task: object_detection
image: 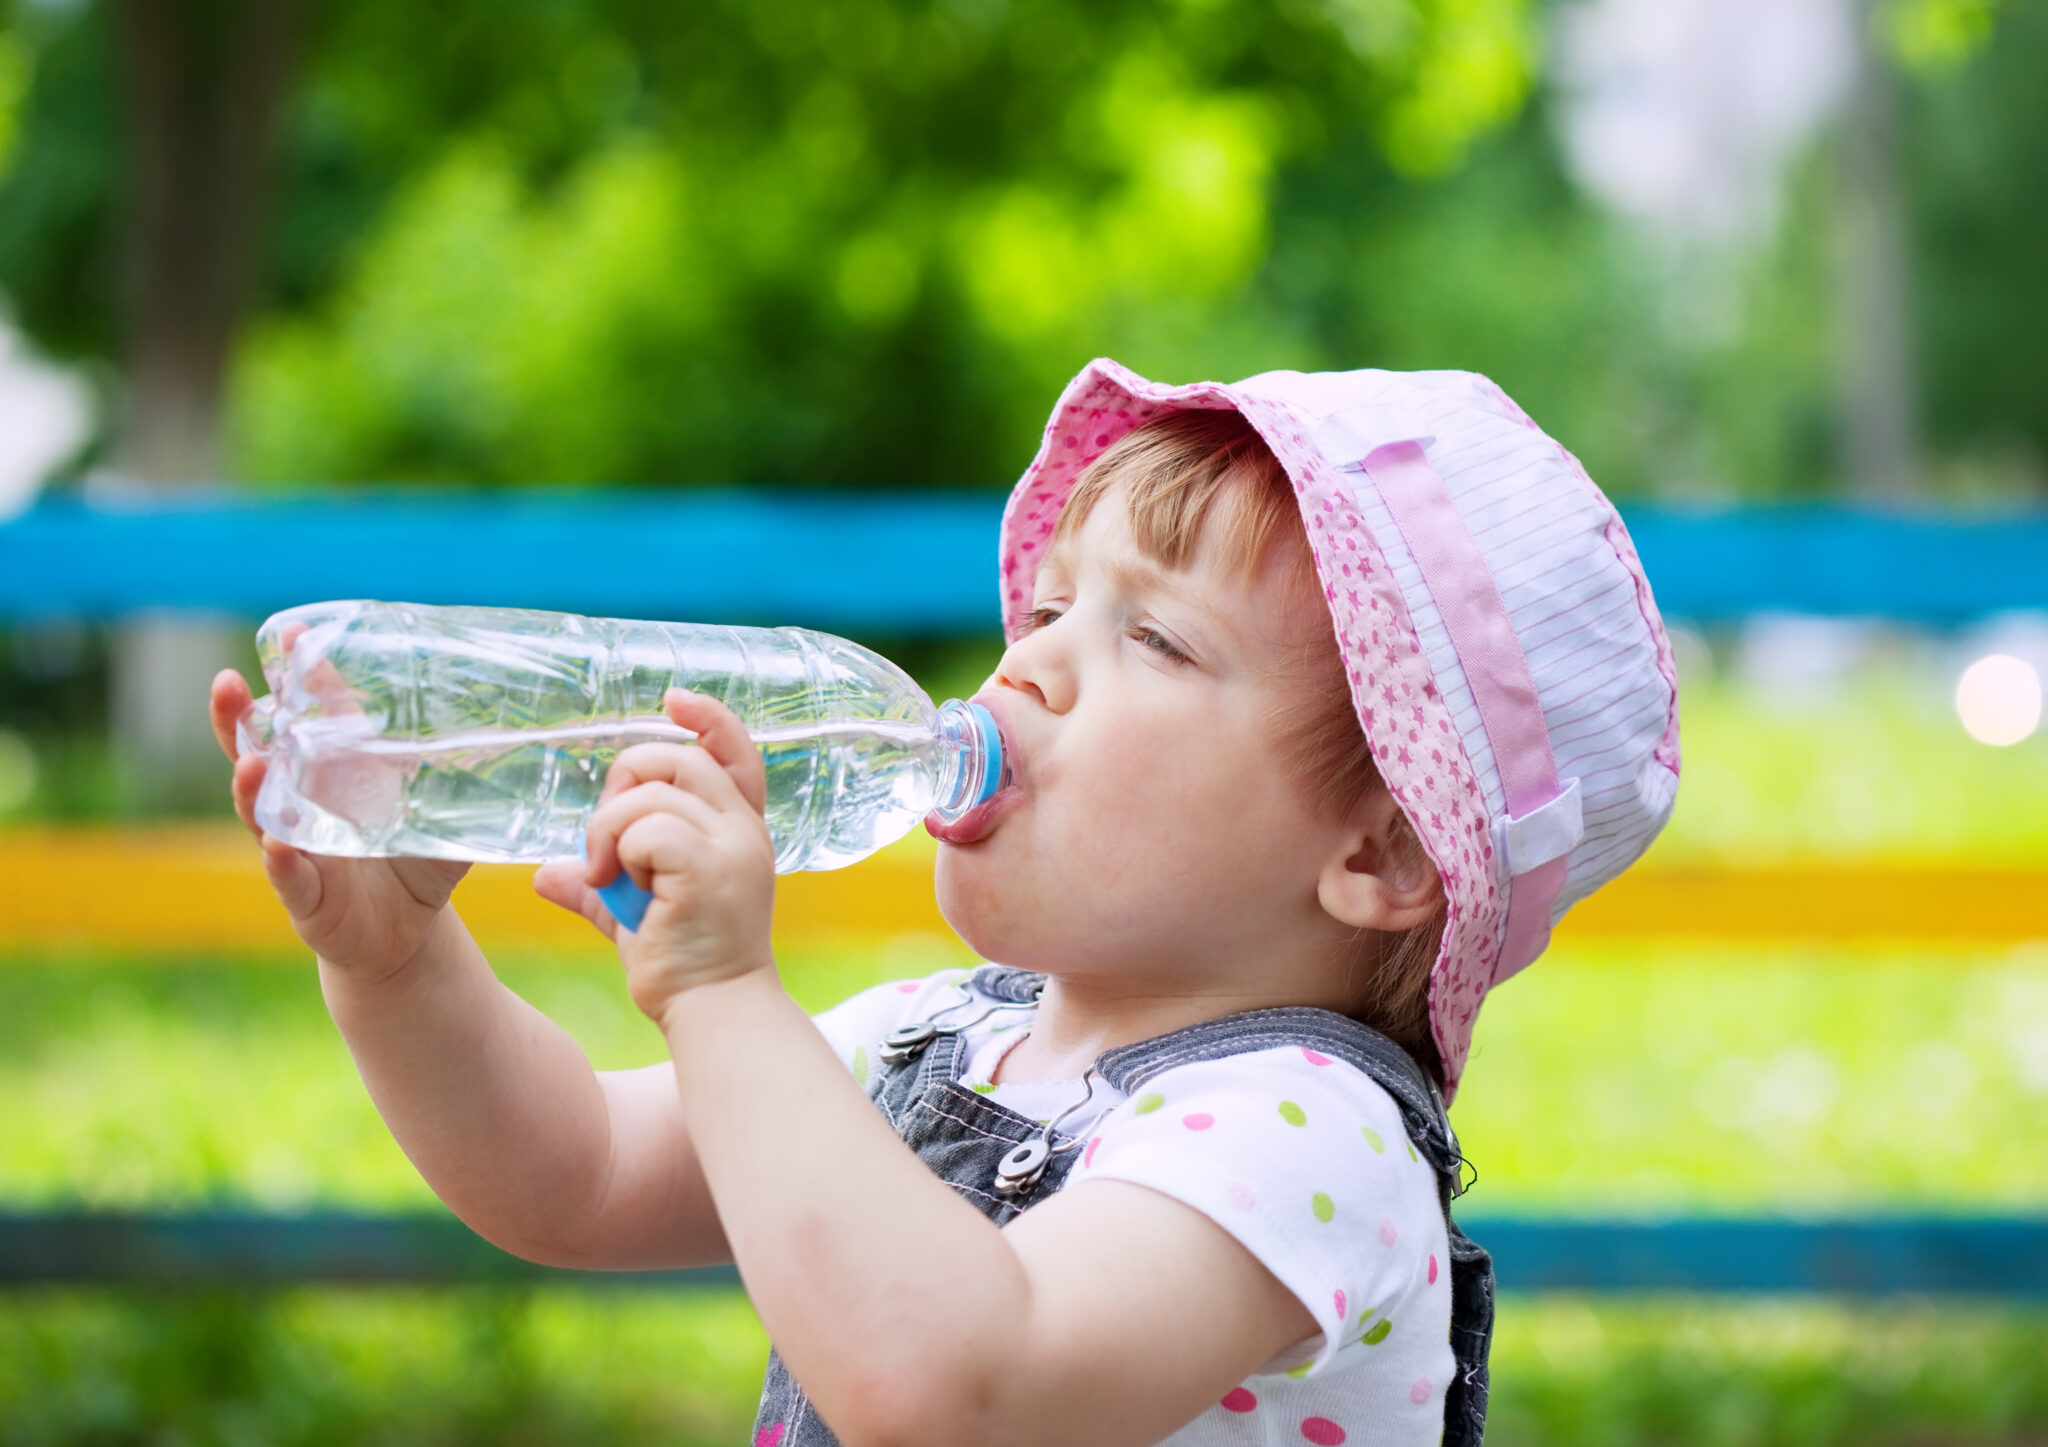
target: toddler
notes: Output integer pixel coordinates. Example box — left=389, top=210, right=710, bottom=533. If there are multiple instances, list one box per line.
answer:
left=209, top=359, right=1680, bottom=1447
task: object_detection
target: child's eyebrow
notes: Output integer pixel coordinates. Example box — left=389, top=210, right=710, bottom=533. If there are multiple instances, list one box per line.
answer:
left=1038, top=540, right=1230, bottom=632
left=1100, top=554, right=1230, bottom=631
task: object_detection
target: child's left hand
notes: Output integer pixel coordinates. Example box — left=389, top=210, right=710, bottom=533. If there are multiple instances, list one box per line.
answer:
left=572, top=688, right=777, bottom=1026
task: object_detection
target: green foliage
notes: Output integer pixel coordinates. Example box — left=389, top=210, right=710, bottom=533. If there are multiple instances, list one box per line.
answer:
left=1457, top=942, right=2048, bottom=1211
left=5, top=0, right=2044, bottom=498
left=1488, top=1298, right=2048, bottom=1447
left=1652, top=665, right=2048, bottom=867
left=0, top=29, right=26, bottom=176
left=1882, top=0, right=2001, bottom=73
left=0, top=1287, right=768, bottom=1445
left=0, top=936, right=981, bottom=1209
left=5, top=936, right=2044, bottom=1211
left=1907, top=0, right=2048, bottom=477
left=0, top=1289, right=2044, bottom=1446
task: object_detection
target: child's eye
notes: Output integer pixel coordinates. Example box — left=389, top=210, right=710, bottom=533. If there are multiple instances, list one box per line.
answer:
left=1018, top=605, right=1064, bottom=633
left=1134, top=628, right=1192, bottom=665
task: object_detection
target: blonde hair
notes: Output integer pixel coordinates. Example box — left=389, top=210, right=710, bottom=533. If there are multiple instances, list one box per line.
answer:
left=1052, top=409, right=1447, bottom=1084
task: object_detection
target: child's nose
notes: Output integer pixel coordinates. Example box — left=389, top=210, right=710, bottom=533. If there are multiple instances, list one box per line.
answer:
left=994, top=628, right=1075, bottom=715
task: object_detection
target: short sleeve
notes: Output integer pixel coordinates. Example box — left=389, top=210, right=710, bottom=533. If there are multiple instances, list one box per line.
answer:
left=1067, top=1046, right=1453, bottom=1379
left=808, top=968, right=973, bottom=1089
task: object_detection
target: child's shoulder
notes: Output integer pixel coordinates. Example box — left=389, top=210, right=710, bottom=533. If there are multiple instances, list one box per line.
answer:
left=1075, top=1042, right=1454, bottom=1388
left=1092, top=1043, right=1428, bottom=1169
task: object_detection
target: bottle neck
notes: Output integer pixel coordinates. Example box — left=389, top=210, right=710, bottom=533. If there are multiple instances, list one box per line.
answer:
left=929, top=699, right=1006, bottom=824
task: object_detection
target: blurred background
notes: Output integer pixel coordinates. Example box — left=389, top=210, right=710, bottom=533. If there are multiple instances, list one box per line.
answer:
left=0, top=0, right=2044, bottom=1442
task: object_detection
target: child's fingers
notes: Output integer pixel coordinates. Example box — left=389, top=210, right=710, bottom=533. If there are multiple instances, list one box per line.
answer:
left=583, top=781, right=721, bottom=888
left=532, top=859, right=619, bottom=941
left=613, top=810, right=703, bottom=896
left=232, top=752, right=268, bottom=837
left=662, top=690, right=768, bottom=816
left=602, top=737, right=748, bottom=813
left=209, top=669, right=252, bottom=760
left=301, top=656, right=365, bottom=716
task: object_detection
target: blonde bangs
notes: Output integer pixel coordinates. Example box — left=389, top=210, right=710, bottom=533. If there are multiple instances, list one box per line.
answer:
left=1054, top=410, right=1307, bottom=588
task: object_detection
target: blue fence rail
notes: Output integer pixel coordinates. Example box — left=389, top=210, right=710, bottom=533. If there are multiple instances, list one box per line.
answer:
left=4, top=1212, right=2044, bottom=1296
left=3, top=492, right=2045, bottom=629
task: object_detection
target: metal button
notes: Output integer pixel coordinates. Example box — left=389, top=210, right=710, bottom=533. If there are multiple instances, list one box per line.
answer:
left=993, top=1139, right=1050, bottom=1197
left=879, top=1023, right=938, bottom=1067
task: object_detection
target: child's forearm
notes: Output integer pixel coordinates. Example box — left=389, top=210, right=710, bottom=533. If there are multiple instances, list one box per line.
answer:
left=660, top=968, right=1031, bottom=1441
left=319, top=904, right=724, bottom=1267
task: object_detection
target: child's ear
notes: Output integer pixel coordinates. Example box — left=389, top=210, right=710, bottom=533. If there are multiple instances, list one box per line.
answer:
left=1316, top=787, right=1444, bottom=933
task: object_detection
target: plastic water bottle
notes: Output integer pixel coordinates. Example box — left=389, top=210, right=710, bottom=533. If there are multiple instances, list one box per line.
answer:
left=235, top=600, right=1006, bottom=926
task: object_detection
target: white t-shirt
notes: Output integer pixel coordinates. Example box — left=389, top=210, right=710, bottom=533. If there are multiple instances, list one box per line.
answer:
left=811, top=968, right=1456, bottom=1447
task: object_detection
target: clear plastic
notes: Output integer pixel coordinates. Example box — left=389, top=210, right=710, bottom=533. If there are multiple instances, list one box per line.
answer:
left=236, top=600, right=1003, bottom=873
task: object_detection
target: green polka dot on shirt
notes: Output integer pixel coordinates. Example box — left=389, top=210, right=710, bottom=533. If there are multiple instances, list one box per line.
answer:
left=1134, top=1091, right=1165, bottom=1115
left=1279, top=1100, right=1307, bottom=1127
left=1311, top=1192, right=1336, bottom=1223
left=1361, top=1126, right=1384, bottom=1154
left=1363, top=1319, right=1392, bottom=1345
left=851, top=1046, right=867, bottom=1085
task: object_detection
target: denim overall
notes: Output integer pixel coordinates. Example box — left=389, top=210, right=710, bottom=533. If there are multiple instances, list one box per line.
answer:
left=753, top=965, right=1495, bottom=1446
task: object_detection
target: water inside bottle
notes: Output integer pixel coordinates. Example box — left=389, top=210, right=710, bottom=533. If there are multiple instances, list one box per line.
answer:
left=260, top=712, right=948, bottom=871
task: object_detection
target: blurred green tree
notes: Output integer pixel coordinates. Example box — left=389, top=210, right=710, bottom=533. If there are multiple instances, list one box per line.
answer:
left=0, top=0, right=1536, bottom=490
left=0, top=0, right=2039, bottom=506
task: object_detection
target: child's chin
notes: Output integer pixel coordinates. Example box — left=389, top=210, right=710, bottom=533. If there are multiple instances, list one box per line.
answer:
left=932, top=847, right=1029, bottom=962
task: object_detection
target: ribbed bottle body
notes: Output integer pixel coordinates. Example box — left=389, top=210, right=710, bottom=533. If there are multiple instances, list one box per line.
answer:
left=241, top=601, right=956, bottom=873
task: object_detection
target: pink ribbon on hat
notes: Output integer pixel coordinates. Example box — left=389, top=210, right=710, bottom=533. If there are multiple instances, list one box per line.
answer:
left=1358, top=440, right=1580, bottom=987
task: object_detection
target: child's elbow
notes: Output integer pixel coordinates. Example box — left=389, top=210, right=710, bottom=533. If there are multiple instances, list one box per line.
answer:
left=820, top=1372, right=1009, bottom=1447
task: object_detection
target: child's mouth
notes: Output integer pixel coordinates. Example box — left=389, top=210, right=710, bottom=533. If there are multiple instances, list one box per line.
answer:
left=925, top=784, right=1019, bottom=846
left=926, top=691, right=1019, bottom=845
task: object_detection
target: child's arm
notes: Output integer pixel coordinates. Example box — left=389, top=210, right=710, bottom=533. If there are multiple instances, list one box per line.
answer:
left=671, top=971, right=1319, bottom=1447
left=209, top=669, right=729, bottom=1271
left=590, top=693, right=1321, bottom=1446
left=317, top=905, right=731, bottom=1270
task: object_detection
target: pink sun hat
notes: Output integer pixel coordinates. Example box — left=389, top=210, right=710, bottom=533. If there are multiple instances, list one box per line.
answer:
left=997, top=359, right=1682, bottom=1099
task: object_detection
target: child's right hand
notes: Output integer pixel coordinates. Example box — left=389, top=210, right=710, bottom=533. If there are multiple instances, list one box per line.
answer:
left=208, top=664, right=469, bottom=982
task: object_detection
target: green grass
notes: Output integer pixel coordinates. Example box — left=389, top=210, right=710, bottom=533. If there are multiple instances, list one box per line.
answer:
left=0, top=1287, right=769, bottom=1446
left=4, top=940, right=2044, bottom=1211
left=5, top=938, right=2046, bottom=1443
left=1650, top=670, right=2048, bottom=867
left=0, top=1288, right=2043, bottom=1446
left=0, top=935, right=979, bottom=1211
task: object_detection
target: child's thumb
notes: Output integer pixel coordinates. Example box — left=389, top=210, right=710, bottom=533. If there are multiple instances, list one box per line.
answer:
left=259, top=834, right=323, bottom=919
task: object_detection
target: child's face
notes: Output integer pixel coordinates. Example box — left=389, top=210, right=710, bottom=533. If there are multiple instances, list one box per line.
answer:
left=934, top=484, right=1352, bottom=985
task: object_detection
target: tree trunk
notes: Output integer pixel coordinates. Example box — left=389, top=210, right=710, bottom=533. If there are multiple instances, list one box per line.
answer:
left=1835, top=0, right=1919, bottom=503
left=106, top=0, right=298, bottom=813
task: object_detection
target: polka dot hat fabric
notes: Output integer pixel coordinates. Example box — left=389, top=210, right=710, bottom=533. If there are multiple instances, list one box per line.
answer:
left=997, top=359, right=1682, bottom=1098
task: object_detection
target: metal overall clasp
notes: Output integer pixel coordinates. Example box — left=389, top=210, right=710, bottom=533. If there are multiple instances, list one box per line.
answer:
left=878, top=979, right=1043, bottom=1068
left=993, top=1067, right=1100, bottom=1200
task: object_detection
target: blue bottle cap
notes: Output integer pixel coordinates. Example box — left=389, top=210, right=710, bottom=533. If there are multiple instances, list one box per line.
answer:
left=966, top=702, right=1005, bottom=807
left=580, top=838, right=653, bottom=932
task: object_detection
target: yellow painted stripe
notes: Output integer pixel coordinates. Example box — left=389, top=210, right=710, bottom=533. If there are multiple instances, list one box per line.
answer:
left=0, top=826, right=2042, bottom=956
left=0, top=825, right=953, bottom=958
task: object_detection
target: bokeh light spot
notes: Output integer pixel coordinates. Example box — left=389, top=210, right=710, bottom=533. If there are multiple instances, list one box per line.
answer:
left=1954, top=654, right=2042, bottom=747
